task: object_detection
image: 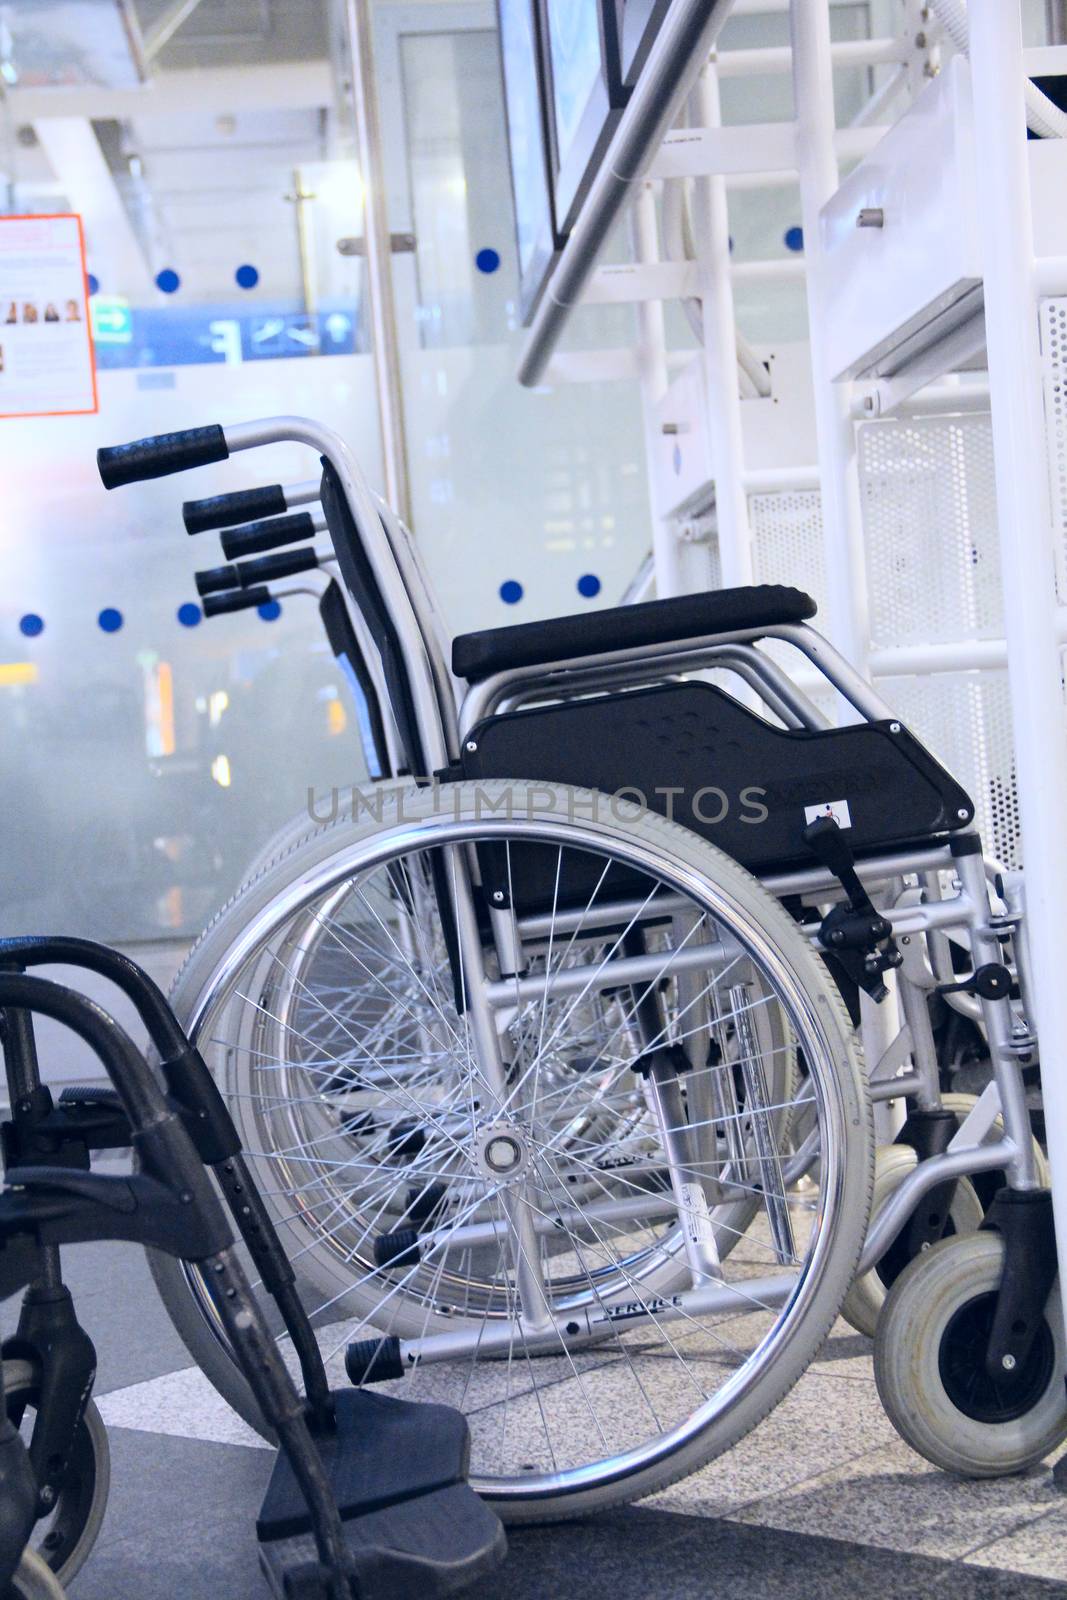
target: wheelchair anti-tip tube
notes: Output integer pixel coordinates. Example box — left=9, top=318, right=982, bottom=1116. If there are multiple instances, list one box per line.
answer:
left=201, top=584, right=273, bottom=617
left=97, top=425, right=229, bottom=489
left=220, top=510, right=319, bottom=560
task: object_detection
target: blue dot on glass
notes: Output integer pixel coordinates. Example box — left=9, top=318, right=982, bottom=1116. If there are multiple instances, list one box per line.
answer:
left=19, top=613, right=44, bottom=638
left=177, top=602, right=202, bottom=628
left=577, top=574, right=601, bottom=599
left=155, top=268, right=181, bottom=294
left=784, top=226, right=804, bottom=253
left=258, top=600, right=281, bottom=622
left=499, top=580, right=523, bottom=605
left=98, top=607, right=124, bottom=633
left=235, top=263, right=259, bottom=290
left=86, top=273, right=99, bottom=296
left=475, top=248, right=501, bottom=275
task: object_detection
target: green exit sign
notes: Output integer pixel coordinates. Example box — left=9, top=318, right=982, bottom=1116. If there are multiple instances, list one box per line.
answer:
left=91, top=296, right=133, bottom=344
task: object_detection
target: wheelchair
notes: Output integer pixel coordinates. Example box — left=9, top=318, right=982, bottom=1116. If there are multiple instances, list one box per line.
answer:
left=93, top=416, right=1064, bottom=1514
left=0, top=940, right=506, bottom=1597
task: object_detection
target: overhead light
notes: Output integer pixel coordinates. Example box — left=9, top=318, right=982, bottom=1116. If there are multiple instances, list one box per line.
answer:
left=0, top=59, right=18, bottom=85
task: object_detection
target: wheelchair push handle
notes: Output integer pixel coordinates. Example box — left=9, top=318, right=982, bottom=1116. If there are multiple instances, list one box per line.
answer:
left=97, top=425, right=229, bottom=489
left=202, top=585, right=273, bottom=617
left=183, top=482, right=287, bottom=534
left=221, top=511, right=317, bottom=560
left=196, top=548, right=317, bottom=598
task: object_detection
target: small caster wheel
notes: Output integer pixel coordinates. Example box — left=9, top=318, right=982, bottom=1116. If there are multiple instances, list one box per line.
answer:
left=842, top=1144, right=984, bottom=1338
left=11, top=1549, right=67, bottom=1600
left=874, top=1231, right=1067, bottom=1476
left=4, top=1360, right=110, bottom=1585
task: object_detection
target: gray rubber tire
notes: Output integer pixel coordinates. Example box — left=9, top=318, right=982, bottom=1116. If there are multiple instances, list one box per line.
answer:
left=11, top=1550, right=67, bottom=1600
left=874, top=1230, right=1067, bottom=1477
left=842, top=1146, right=984, bottom=1339
left=148, top=781, right=873, bottom=1519
left=3, top=1360, right=110, bottom=1586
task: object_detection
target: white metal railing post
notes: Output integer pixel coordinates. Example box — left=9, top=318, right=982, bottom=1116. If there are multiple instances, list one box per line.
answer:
left=342, top=0, right=413, bottom=528
left=630, top=182, right=686, bottom=598
left=690, top=59, right=755, bottom=589
left=791, top=0, right=900, bottom=1126
left=969, top=0, right=1067, bottom=1317
left=790, top=0, right=870, bottom=674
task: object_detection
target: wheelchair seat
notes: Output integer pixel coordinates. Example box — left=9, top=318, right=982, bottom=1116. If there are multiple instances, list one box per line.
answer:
left=451, top=583, right=817, bottom=682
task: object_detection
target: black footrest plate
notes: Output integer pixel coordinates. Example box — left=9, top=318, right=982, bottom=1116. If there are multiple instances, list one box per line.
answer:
left=258, top=1390, right=471, bottom=1541
left=259, top=1482, right=506, bottom=1600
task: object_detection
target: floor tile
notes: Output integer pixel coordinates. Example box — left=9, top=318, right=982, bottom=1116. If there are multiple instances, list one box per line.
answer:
left=729, top=1434, right=1065, bottom=1563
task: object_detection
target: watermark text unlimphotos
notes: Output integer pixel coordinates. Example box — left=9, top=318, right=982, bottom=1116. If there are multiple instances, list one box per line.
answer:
left=307, top=781, right=769, bottom=828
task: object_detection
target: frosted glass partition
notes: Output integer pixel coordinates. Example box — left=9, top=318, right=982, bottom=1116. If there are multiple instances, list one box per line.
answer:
left=0, top=2, right=657, bottom=948
left=403, top=344, right=649, bottom=630
left=1, top=357, right=383, bottom=941
left=390, top=19, right=652, bottom=631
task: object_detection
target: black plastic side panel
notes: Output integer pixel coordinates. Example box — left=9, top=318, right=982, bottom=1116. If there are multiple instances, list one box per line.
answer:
left=461, top=681, right=973, bottom=910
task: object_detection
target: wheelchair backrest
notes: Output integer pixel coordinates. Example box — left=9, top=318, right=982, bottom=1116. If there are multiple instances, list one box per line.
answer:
left=319, top=460, right=456, bottom=776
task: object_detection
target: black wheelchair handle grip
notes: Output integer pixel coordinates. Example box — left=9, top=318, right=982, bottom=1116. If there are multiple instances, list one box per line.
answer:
left=183, top=483, right=287, bottom=534
left=202, top=585, right=272, bottom=617
left=195, top=564, right=238, bottom=597
left=221, top=512, right=316, bottom=561
left=234, top=548, right=319, bottom=585
left=97, top=425, right=228, bottom=490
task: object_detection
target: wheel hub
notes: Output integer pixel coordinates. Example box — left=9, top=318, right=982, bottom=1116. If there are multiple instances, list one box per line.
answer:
left=938, top=1290, right=1055, bottom=1424
left=474, top=1121, right=529, bottom=1183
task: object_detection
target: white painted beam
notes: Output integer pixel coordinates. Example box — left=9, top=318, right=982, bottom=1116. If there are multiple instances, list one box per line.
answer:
left=33, top=118, right=153, bottom=298
left=7, top=61, right=333, bottom=122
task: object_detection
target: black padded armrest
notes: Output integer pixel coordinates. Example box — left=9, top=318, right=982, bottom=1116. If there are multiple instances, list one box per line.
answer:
left=452, top=585, right=818, bottom=682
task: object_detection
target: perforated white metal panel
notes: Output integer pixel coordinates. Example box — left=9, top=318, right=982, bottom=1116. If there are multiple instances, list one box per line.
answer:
left=747, top=489, right=835, bottom=724
left=749, top=489, right=828, bottom=613
left=747, top=421, right=1022, bottom=867
left=878, top=670, right=1021, bottom=869
left=858, top=414, right=1002, bottom=648
left=855, top=413, right=1021, bottom=867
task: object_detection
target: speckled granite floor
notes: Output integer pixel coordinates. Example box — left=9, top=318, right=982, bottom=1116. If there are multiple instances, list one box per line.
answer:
left=13, top=1235, right=1060, bottom=1600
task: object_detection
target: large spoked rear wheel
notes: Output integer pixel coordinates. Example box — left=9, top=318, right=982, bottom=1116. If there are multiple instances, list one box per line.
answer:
left=151, top=782, right=872, bottom=1520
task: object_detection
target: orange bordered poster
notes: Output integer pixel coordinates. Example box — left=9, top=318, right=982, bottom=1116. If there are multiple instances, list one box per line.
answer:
left=0, top=213, right=98, bottom=419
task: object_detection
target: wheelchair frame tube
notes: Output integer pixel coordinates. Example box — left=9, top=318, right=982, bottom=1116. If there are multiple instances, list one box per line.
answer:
left=459, top=620, right=895, bottom=738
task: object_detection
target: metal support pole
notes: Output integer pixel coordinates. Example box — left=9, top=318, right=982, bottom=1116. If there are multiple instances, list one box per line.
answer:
left=342, top=0, right=413, bottom=527
left=690, top=60, right=755, bottom=589
left=790, top=0, right=871, bottom=674
left=969, top=0, right=1067, bottom=1335
left=1048, top=0, right=1067, bottom=46
left=630, top=183, right=685, bottom=597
